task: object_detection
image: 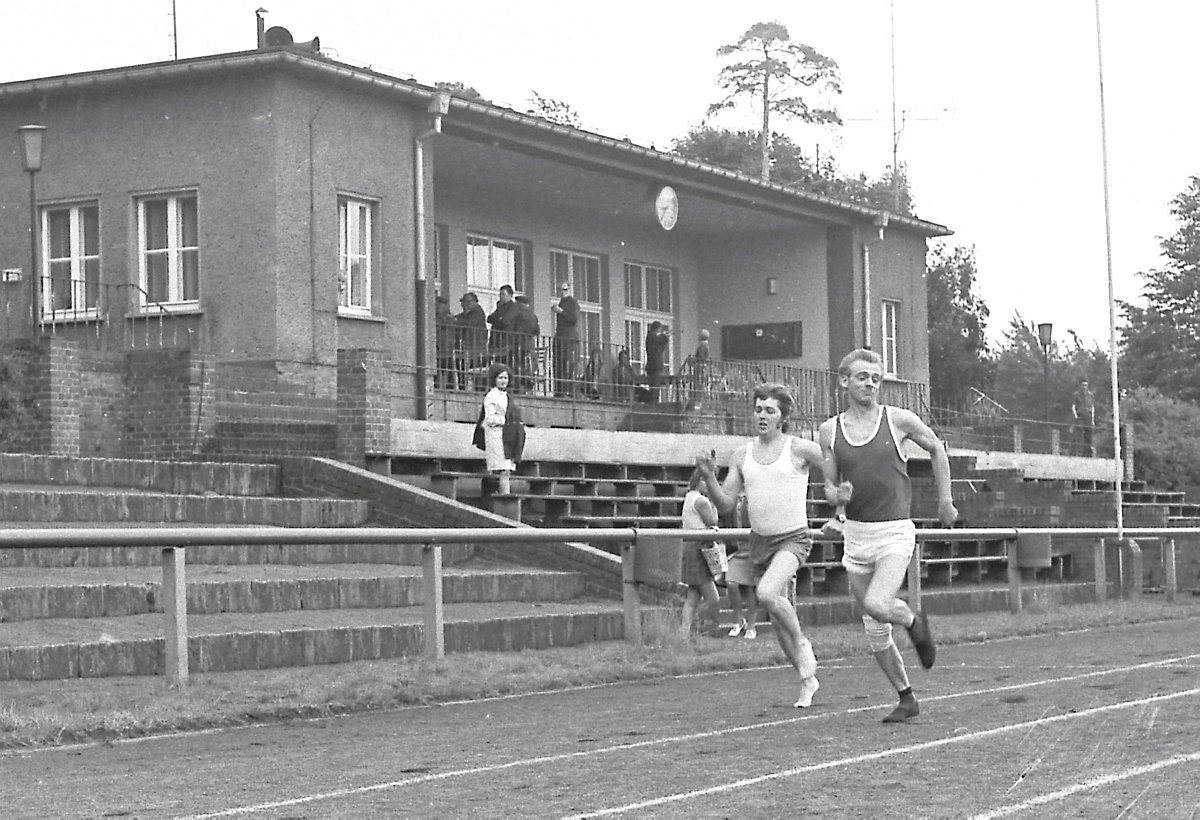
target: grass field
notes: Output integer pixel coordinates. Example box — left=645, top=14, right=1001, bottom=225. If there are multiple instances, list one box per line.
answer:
left=3, top=597, right=1200, bottom=751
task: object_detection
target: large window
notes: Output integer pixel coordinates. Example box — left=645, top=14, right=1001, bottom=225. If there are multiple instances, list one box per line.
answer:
left=339, top=196, right=377, bottom=314
left=881, top=299, right=900, bottom=376
left=467, top=234, right=527, bottom=305
left=42, top=202, right=99, bottom=316
left=551, top=249, right=603, bottom=350
left=623, top=262, right=673, bottom=369
left=137, top=192, right=199, bottom=307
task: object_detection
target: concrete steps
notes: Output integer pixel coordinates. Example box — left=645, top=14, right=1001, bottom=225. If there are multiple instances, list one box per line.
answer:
left=0, top=562, right=587, bottom=620
left=0, top=600, right=630, bottom=680
left=0, top=454, right=632, bottom=681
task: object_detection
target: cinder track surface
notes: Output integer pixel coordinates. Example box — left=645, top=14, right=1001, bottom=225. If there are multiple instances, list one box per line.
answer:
left=4, top=618, right=1199, bottom=818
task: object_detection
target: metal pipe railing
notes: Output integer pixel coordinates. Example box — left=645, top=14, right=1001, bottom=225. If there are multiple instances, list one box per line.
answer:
left=0, top=525, right=1190, bottom=687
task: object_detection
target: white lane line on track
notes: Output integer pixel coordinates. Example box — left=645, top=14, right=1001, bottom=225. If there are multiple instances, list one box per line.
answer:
left=14, top=616, right=1199, bottom=758
left=971, top=750, right=1200, bottom=819
left=181, top=654, right=1200, bottom=819
left=565, top=687, right=1200, bottom=819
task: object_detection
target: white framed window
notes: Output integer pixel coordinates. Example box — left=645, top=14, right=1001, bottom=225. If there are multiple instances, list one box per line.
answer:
left=42, top=201, right=99, bottom=317
left=881, top=299, right=900, bottom=376
left=467, top=234, right=527, bottom=306
left=137, top=192, right=199, bottom=308
left=623, top=262, right=673, bottom=369
left=339, top=196, right=377, bottom=314
left=552, top=248, right=603, bottom=350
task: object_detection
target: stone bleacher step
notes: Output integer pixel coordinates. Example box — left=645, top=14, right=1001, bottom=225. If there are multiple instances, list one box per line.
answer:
left=0, top=454, right=281, bottom=497
left=0, top=485, right=368, bottom=527
left=0, top=600, right=632, bottom=680
left=0, top=537, right=477, bottom=569
left=0, top=562, right=586, bottom=621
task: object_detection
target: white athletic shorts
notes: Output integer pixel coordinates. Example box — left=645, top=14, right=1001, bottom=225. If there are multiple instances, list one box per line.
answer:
left=841, top=519, right=916, bottom=573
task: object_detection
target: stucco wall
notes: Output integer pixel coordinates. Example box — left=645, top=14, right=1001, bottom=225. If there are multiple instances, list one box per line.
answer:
left=696, top=227, right=830, bottom=371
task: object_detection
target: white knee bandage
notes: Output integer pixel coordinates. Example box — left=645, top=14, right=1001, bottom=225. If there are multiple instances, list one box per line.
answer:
left=862, top=615, right=895, bottom=653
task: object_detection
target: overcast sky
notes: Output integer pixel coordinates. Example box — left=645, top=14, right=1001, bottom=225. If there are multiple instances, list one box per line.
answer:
left=4, top=1, right=1195, bottom=348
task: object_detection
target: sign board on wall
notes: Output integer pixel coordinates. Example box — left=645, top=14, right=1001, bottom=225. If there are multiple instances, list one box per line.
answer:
left=721, top=321, right=803, bottom=360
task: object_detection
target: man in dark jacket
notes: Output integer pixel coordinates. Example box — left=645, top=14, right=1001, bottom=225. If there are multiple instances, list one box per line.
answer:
left=551, top=281, right=581, bottom=396
left=644, top=321, right=670, bottom=402
left=487, top=285, right=520, bottom=369
left=512, top=294, right=541, bottom=392
left=454, top=292, right=488, bottom=390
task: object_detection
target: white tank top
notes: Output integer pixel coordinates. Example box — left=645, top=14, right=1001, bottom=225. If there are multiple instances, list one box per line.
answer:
left=743, top=435, right=809, bottom=536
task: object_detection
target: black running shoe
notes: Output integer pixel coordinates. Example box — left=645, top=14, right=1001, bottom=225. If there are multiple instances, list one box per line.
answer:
left=882, top=697, right=920, bottom=723
left=907, top=610, right=936, bottom=669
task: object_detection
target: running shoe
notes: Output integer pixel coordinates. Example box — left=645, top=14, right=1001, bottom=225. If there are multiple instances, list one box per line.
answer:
left=882, top=697, right=920, bottom=723
left=743, top=626, right=757, bottom=640
left=907, top=610, right=936, bottom=669
left=728, top=619, right=747, bottom=638
left=794, top=676, right=820, bottom=708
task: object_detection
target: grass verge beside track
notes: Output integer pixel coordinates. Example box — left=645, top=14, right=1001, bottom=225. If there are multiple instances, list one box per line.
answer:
left=3, top=598, right=1200, bottom=750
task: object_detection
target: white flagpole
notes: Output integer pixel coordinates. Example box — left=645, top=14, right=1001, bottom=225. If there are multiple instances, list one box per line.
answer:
left=1094, top=0, right=1124, bottom=536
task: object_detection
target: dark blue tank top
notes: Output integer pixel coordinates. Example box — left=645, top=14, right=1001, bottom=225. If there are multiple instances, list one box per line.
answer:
left=833, top=406, right=912, bottom=523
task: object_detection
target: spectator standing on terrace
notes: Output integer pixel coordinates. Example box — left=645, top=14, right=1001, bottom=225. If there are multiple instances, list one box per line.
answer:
left=1072, top=379, right=1097, bottom=455
left=511, top=294, right=540, bottom=392
left=434, top=287, right=455, bottom=389
left=818, top=348, right=957, bottom=724
left=696, top=383, right=823, bottom=708
left=679, top=468, right=722, bottom=637
left=690, top=329, right=712, bottom=397
left=454, top=292, right=488, bottom=390
left=487, top=285, right=519, bottom=368
left=644, top=321, right=670, bottom=402
left=551, top=281, right=580, bottom=396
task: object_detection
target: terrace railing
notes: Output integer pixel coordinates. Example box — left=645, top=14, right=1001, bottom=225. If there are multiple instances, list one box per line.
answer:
left=0, top=277, right=203, bottom=351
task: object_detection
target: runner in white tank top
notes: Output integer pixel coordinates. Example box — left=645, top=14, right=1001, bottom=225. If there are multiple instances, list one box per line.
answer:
left=696, top=383, right=825, bottom=709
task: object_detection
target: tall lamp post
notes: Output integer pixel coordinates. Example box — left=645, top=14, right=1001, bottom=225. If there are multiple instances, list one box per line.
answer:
left=1037, top=322, right=1053, bottom=424
left=18, top=125, right=46, bottom=338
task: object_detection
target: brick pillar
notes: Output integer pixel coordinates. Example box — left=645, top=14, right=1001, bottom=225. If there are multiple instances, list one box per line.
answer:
left=124, top=348, right=215, bottom=459
left=1, top=337, right=82, bottom=455
left=337, top=348, right=390, bottom=466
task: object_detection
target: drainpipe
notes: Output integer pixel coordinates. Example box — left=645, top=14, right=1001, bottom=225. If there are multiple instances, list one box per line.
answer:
left=862, top=212, right=889, bottom=349
left=414, top=92, right=451, bottom=420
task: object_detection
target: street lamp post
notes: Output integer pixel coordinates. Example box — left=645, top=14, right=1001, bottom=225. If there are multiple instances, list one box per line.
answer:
left=1037, top=322, right=1053, bottom=424
left=18, top=125, right=46, bottom=338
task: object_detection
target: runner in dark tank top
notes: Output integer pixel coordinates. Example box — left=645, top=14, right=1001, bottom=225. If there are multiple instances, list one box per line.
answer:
left=820, top=349, right=957, bottom=723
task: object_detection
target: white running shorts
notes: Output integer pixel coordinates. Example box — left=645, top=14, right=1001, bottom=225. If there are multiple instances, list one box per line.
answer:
left=841, top=518, right=916, bottom=573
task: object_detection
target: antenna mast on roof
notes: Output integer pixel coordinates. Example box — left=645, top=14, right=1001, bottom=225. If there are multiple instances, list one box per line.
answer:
left=171, top=0, right=179, bottom=60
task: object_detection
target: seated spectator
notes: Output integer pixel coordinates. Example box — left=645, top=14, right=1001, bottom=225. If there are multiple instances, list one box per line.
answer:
left=613, top=348, right=636, bottom=401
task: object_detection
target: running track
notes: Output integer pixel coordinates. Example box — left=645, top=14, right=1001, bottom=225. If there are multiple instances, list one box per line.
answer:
left=4, top=618, right=1199, bottom=818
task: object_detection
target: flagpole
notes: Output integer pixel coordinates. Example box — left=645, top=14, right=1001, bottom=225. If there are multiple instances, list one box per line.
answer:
left=1094, top=0, right=1123, bottom=536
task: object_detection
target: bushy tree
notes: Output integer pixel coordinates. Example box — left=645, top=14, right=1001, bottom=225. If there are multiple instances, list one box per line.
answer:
left=1120, top=175, right=1200, bottom=401
left=671, top=126, right=912, bottom=214
left=1122, top=387, right=1200, bottom=489
left=926, top=244, right=993, bottom=409
left=990, top=314, right=1112, bottom=424
left=526, top=91, right=583, bottom=128
left=708, top=21, right=842, bottom=181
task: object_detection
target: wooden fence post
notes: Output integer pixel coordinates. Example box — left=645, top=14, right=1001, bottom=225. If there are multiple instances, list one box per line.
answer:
left=162, top=547, right=189, bottom=687
left=422, top=544, right=445, bottom=659
left=1093, top=539, right=1107, bottom=603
